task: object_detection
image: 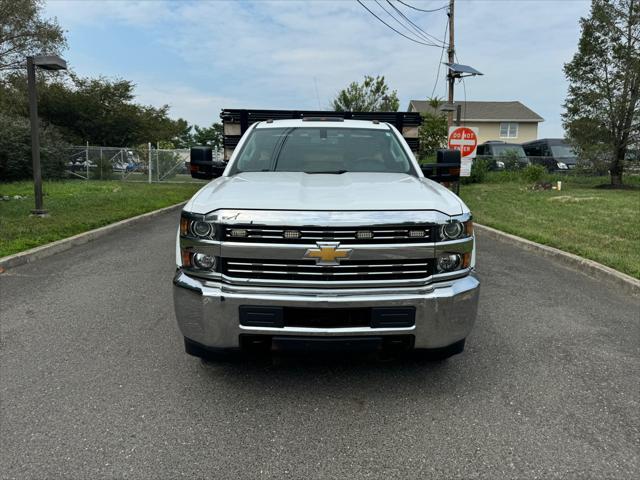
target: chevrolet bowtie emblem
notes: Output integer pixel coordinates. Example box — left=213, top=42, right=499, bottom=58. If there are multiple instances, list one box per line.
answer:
left=304, top=242, right=353, bottom=266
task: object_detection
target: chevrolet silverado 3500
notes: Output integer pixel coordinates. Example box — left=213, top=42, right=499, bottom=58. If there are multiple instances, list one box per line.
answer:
left=174, top=111, right=479, bottom=359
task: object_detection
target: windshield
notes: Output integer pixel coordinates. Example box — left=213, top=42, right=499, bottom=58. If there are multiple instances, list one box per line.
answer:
left=551, top=145, right=577, bottom=159
left=491, top=144, right=527, bottom=158
left=230, top=126, right=416, bottom=175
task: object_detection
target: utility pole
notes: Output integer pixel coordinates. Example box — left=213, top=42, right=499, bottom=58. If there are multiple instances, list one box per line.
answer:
left=447, top=0, right=455, bottom=129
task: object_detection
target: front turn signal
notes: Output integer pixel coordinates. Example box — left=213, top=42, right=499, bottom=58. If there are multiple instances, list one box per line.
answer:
left=462, top=252, right=471, bottom=269
left=181, top=249, right=191, bottom=267
left=180, top=216, right=189, bottom=236
left=464, top=220, right=474, bottom=236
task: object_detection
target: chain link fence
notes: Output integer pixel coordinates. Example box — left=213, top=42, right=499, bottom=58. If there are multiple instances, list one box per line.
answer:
left=66, top=145, right=216, bottom=183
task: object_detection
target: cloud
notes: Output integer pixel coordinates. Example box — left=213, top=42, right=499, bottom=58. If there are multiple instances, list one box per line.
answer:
left=46, top=0, right=591, bottom=136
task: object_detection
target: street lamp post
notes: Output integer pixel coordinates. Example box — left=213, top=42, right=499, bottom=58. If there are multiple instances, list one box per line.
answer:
left=27, top=55, right=67, bottom=216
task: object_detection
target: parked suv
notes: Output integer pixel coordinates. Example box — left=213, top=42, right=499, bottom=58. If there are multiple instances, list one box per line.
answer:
left=522, top=138, right=577, bottom=171
left=476, top=141, right=529, bottom=170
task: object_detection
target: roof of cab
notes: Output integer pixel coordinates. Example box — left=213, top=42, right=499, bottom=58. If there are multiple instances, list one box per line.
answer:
left=254, top=118, right=391, bottom=130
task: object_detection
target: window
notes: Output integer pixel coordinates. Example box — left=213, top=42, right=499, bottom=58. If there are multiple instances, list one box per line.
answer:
left=499, top=122, right=519, bottom=138
left=231, top=127, right=416, bottom=175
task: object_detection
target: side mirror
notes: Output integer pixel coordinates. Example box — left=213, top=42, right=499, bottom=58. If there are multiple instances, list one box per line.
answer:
left=189, top=146, right=225, bottom=179
left=420, top=149, right=461, bottom=183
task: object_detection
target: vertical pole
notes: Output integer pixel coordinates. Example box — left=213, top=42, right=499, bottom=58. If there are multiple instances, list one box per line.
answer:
left=447, top=0, right=455, bottom=130
left=86, top=141, right=89, bottom=180
left=148, top=142, right=152, bottom=183
left=27, top=57, right=46, bottom=215
left=100, top=147, right=103, bottom=180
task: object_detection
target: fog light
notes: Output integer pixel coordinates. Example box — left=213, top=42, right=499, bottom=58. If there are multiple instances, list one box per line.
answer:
left=192, top=253, right=216, bottom=270
left=437, top=253, right=461, bottom=272
left=441, top=221, right=463, bottom=240
left=356, top=230, right=373, bottom=239
left=191, top=221, right=213, bottom=238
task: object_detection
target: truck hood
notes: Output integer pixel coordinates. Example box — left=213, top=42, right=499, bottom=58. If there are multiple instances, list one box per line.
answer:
left=186, top=172, right=465, bottom=215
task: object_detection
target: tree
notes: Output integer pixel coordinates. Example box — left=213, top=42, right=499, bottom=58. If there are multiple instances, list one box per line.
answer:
left=0, top=72, right=190, bottom=146
left=192, top=123, right=223, bottom=148
left=0, top=0, right=66, bottom=71
left=171, top=119, right=193, bottom=149
left=563, top=0, right=640, bottom=186
left=0, top=113, right=68, bottom=181
left=418, top=98, right=448, bottom=160
left=332, top=75, right=399, bottom=112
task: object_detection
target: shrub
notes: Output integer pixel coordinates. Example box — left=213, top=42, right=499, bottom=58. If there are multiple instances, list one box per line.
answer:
left=461, top=157, right=491, bottom=184
left=521, top=164, right=547, bottom=183
left=0, top=114, right=69, bottom=182
left=501, top=151, right=524, bottom=171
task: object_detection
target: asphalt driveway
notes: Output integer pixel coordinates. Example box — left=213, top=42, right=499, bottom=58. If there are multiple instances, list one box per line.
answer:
left=1, top=210, right=638, bottom=479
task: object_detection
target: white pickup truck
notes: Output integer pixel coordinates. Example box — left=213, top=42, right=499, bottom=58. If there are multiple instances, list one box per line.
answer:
left=174, top=112, right=479, bottom=359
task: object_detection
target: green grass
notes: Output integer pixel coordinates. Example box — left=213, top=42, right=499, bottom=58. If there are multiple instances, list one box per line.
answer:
left=0, top=180, right=204, bottom=257
left=460, top=174, right=640, bottom=279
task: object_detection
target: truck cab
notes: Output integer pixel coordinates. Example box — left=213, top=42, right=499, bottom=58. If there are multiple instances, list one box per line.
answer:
left=173, top=112, right=479, bottom=359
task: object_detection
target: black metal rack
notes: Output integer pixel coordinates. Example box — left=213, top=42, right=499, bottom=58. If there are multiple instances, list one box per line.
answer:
left=220, top=109, right=422, bottom=158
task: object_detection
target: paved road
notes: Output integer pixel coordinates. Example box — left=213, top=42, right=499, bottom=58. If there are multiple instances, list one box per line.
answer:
left=1, top=210, right=639, bottom=479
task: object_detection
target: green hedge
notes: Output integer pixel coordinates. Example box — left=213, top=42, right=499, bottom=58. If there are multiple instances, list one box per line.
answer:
left=0, top=114, right=69, bottom=182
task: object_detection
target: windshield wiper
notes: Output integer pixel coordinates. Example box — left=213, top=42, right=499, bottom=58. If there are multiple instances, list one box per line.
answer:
left=304, top=170, right=348, bottom=174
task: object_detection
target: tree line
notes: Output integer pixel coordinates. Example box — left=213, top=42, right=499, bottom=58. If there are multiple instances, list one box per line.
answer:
left=1, top=0, right=637, bottom=185
left=0, top=0, right=222, bottom=181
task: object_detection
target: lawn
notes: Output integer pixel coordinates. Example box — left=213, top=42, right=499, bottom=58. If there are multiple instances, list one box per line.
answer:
left=0, top=180, right=204, bottom=257
left=459, top=174, right=640, bottom=279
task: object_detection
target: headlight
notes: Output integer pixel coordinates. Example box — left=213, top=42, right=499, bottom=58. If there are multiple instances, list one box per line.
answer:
left=557, top=162, right=568, bottom=170
left=441, top=221, right=464, bottom=240
left=436, top=252, right=472, bottom=273
left=437, top=253, right=461, bottom=272
left=191, top=220, right=213, bottom=238
left=180, top=215, right=215, bottom=239
left=440, top=219, right=473, bottom=241
left=192, top=253, right=216, bottom=270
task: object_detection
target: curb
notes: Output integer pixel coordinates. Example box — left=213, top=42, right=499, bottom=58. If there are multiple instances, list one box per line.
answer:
left=0, top=202, right=185, bottom=271
left=475, top=223, right=640, bottom=296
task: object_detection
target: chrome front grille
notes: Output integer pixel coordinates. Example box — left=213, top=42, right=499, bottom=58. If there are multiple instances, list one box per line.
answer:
left=223, top=225, right=435, bottom=244
left=221, top=258, right=432, bottom=282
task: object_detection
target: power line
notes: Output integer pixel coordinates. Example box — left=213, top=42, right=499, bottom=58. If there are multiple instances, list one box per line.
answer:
left=374, top=0, right=440, bottom=46
left=430, top=20, right=449, bottom=99
left=396, top=0, right=449, bottom=13
left=386, top=0, right=447, bottom=46
left=356, top=0, right=444, bottom=47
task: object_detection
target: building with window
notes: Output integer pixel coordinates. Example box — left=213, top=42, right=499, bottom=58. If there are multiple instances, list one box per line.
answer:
left=407, top=100, right=544, bottom=144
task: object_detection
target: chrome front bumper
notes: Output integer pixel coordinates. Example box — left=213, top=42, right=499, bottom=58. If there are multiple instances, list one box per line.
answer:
left=173, top=270, right=480, bottom=350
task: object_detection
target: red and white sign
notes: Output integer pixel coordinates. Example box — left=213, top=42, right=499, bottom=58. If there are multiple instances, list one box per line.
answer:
left=448, top=126, right=479, bottom=177
left=448, top=126, right=478, bottom=158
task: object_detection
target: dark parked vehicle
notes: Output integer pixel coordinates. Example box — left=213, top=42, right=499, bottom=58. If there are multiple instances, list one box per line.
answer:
left=476, top=141, right=529, bottom=170
left=521, top=138, right=577, bottom=172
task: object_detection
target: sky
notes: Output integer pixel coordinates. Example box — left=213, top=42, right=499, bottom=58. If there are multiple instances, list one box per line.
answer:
left=44, top=0, right=592, bottom=137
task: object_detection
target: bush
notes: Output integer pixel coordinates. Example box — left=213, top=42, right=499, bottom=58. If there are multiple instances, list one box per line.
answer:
left=521, top=164, right=547, bottom=183
left=461, top=157, right=491, bottom=184
left=0, top=114, right=69, bottom=181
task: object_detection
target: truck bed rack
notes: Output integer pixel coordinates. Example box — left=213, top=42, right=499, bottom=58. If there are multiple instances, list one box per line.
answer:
left=220, top=109, right=422, bottom=159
